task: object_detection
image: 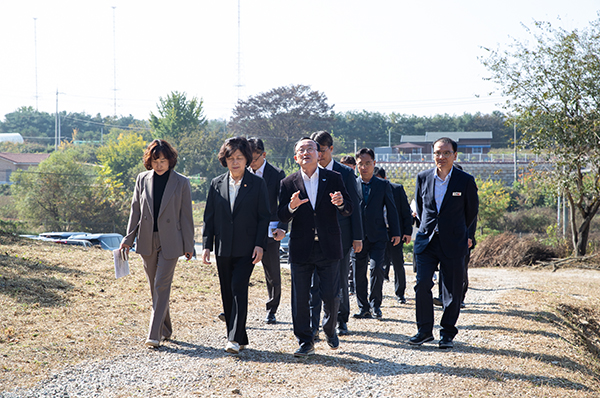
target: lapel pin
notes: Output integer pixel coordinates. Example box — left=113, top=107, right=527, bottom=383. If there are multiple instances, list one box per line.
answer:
left=244, top=184, right=247, bottom=187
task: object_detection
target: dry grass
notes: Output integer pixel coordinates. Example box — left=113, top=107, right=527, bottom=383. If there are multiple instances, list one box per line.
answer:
left=0, top=233, right=279, bottom=388
left=1, top=233, right=600, bottom=397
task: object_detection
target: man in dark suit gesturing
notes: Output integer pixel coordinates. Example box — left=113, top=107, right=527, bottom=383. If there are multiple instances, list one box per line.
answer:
left=309, top=131, right=363, bottom=337
left=248, top=137, right=287, bottom=325
left=410, top=137, right=478, bottom=349
left=278, top=138, right=352, bottom=357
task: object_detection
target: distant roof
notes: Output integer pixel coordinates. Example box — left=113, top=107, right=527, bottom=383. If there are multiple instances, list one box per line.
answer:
left=400, top=131, right=493, bottom=143
left=0, top=133, right=24, bottom=143
left=393, top=143, right=424, bottom=149
left=0, top=152, right=50, bottom=165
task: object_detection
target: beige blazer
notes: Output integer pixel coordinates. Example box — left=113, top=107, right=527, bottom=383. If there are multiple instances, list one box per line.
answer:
left=123, top=169, right=194, bottom=259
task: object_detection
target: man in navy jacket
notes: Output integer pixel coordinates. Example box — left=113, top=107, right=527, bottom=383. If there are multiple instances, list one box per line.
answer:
left=353, top=148, right=401, bottom=320
left=410, top=137, right=478, bottom=349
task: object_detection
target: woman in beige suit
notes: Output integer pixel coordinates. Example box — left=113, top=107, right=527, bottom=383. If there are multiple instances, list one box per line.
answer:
left=120, top=139, right=194, bottom=348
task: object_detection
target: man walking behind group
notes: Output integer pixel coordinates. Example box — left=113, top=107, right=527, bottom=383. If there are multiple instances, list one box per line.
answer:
left=410, top=137, right=478, bottom=349
left=247, top=137, right=287, bottom=325
left=353, top=148, right=401, bottom=320
left=309, top=131, right=363, bottom=337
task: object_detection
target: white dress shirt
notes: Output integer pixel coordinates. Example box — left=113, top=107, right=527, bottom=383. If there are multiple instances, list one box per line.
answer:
left=228, top=174, right=242, bottom=212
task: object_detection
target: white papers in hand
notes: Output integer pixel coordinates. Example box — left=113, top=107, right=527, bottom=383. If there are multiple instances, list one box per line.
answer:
left=113, top=248, right=130, bottom=279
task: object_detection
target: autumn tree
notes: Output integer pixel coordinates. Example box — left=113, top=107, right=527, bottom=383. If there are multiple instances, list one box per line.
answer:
left=229, top=85, right=334, bottom=164
left=482, top=17, right=600, bottom=255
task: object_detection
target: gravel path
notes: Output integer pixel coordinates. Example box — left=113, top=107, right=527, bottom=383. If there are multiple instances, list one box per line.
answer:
left=2, top=266, right=599, bottom=397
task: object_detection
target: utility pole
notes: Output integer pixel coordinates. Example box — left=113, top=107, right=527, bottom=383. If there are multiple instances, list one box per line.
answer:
left=235, top=0, right=244, bottom=100
left=513, top=122, right=517, bottom=183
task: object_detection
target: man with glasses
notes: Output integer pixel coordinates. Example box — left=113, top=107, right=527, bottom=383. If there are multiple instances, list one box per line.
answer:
left=278, top=138, right=352, bottom=357
left=247, top=137, right=287, bottom=325
left=409, top=137, right=478, bottom=349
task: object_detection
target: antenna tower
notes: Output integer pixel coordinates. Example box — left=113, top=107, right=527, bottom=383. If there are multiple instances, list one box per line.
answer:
left=112, top=6, right=117, bottom=117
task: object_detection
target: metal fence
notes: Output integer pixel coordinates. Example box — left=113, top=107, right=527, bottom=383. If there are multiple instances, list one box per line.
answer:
left=375, top=153, right=543, bottom=163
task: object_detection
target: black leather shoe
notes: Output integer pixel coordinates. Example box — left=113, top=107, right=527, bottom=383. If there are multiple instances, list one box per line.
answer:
left=397, top=297, right=407, bottom=304
left=373, top=308, right=383, bottom=319
left=265, top=313, right=276, bottom=324
left=408, top=332, right=434, bottom=346
left=433, top=297, right=443, bottom=307
left=439, top=336, right=454, bottom=349
left=294, top=343, right=315, bottom=357
left=327, top=334, right=339, bottom=350
left=312, top=332, right=321, bottom=343
left=353, top=311, right=372, bottom=319
left=337, top=321, right=349, bottom=336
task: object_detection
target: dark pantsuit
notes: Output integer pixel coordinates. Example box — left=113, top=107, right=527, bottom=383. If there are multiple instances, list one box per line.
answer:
left=216, top=255, right=256, bottom=346
left=292, top=242, right=340, bottom=346
left=414, top=234, right=464, bottom=339
left=354, top=238, right=386, bottom=312
left=141, top=232, right=178, bottom=341
left=385, top=240, right=406, bottom=299
left=262, top=237, right=281, bottom=316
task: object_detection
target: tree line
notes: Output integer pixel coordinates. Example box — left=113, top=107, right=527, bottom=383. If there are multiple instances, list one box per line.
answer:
left=3, top=16, right=600, bottom=256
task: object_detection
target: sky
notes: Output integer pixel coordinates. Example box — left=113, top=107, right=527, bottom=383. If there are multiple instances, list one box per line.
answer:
left=1, top=0, right=599, bottom=123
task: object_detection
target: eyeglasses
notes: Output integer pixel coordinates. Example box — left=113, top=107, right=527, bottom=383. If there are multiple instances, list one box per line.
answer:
left=433, top=151, right=454, bottom=158
left=296, top=147, right=316, bottom=154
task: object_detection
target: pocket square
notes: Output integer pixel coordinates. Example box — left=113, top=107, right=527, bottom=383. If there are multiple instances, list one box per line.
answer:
left=452, top=192, right=462, bottom=196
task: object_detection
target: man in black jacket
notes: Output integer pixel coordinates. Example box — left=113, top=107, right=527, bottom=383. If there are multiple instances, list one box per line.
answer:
left=310, top=131, right=363, bottom=337
left=374, top=167, right=412, bottom=304
left=278, top=138, right=352, bottom=357
left=248, top=137, right=287, bottom=325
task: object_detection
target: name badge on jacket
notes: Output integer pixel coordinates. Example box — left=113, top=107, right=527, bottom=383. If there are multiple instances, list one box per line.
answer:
left=452, top=192, right=462, bottom=196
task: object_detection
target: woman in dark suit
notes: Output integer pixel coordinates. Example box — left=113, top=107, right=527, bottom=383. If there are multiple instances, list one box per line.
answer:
left=202, top=136, right=270, bottom=354
left=120, top=140, right=195, bottom=348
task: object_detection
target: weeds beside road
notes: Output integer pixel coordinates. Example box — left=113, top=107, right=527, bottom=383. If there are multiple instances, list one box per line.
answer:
left=1, top=234, right=599, bottom=397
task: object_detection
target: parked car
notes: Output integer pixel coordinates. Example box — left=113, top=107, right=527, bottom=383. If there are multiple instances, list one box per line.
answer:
left=55, top=239, right=93, bottom=248
left=66, top=233, right=123, bottom=251
left=39, top=232, right=85, bottom=240
left=279, top=232, right=290, bottom=262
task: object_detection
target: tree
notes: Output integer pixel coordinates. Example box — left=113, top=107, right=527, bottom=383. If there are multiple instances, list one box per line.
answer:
left=149, top=91, right=207, bottom=143
left=96, top=131, right=148, bottom=193
left=482, top=18, right=600, bottom=256
left=476, top=178, right=511, bottom=233
left=229, top=84, right=334, bottom=164
left=11, top=148, right=128, bottom=232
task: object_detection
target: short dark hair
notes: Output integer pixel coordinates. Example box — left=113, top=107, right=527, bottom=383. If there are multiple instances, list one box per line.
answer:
left=218, top=136, right=253, bottom=167
left=433, top=137, right=458, bottom=153
left=310, top=131, right=333, bottom=148
left=374, top=167, right=386, bottom=179
left=294, top=137, right=320, bottom=153
left=247, top=137, right=265, bottom=153
left=143, top=139, right=178, bottom=170
left=355, top=147, right=375, bottom=160
left=340, top=155, right=356, bottom=166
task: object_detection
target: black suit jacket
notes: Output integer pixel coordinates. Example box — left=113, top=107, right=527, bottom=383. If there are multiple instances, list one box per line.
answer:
left=332, top=161, right=363, bottom=244
left=413, top=166, right=478, bottom=258
left=203, top=169, right=271, bottom=257
left=261, top=161, right=288, bottom=231
left=278, top=168, right=352, bottom=263
left=390, top=182, right=413, bottom=237
left=357, top=176, right=401, bottom=243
